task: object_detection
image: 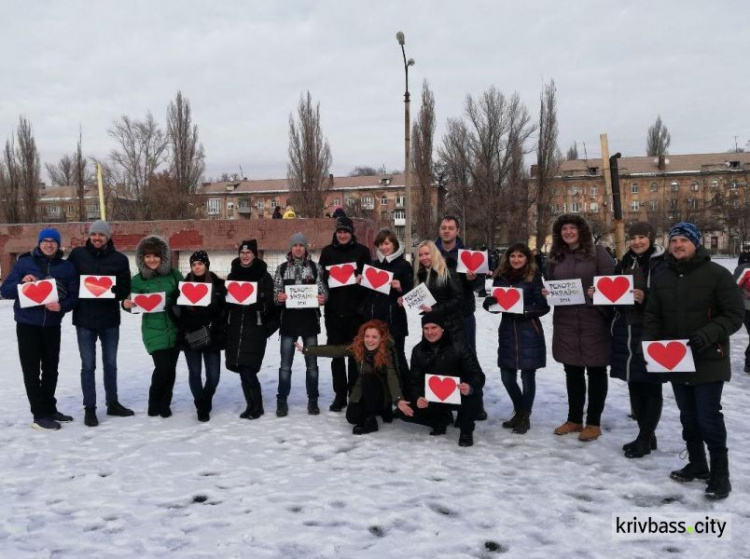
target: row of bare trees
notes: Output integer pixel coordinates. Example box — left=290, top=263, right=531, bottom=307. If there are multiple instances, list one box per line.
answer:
left=0, top=117, right=42, bottom=223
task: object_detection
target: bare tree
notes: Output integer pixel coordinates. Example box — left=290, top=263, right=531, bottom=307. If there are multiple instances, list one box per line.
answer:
left=348, top=166, right=379, bottom=177
left=13, top=117, right=42, bottom=223
left=412, top=80, right=436, bottom=240
left=502, top=131, right=530, bottom=242
left=438, top=119, right=475, bottom=244
left=72, top=130, right=91, bottom=221
left=167, top=91, right=205, bottom=218
left=45, top=155, right=75, bottom=187
left=646, top=115, right=671, bottom=157
left=0, top=136, right=22, bottom=223
left=566, top=141, right=579, bottom=161
left=109, top=112, right=168, bottom=219
left=534, top=80, right=562, bottom=251
left=287, top=91, right=332, bottom=218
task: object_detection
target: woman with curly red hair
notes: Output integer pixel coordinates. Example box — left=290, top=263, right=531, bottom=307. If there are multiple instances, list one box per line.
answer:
left=298, top=320, right=413, bottom=434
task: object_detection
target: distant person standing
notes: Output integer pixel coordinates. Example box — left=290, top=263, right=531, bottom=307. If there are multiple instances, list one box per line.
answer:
left=272, top=206, right=283, bottom=219
left=282, top=205, right=297, bottom=219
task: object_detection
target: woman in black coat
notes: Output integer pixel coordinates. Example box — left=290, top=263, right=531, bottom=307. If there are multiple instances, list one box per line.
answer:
left=177, top=251, right=227, bottom=422
left=483, top=243, right=549, bottom=434
left=414, top=240, right=464, bottom=337
left=225, top=240, right=276, bottom=419
left=359, top=229, right=413, bottom=384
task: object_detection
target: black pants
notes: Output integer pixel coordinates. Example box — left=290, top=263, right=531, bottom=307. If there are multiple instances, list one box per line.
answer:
left=325, top=314, right=362, bottom=397
left=17, top=323, right=61, bottom=420
left=564, top=365, right=608, bottom=426
left=744, top=310, right=750, bottom=368
left=346, top=374, right=386, bottom=425
left=392, top=334, right=410, bottom=391
left=148, top=349, right=180, bottom=413
left=628, top=381, right=663, bottom=442
left=672, top=381, right=727, bottom=455
left=239, top=365, right=262, bottom=405
left=402, top=392, right=482, bottom=434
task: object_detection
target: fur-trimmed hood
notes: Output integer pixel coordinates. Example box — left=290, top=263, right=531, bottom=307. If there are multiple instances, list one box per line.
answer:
left=549, top=214, right=595, bottom=262
left=135, top=235, right=172, bottom=278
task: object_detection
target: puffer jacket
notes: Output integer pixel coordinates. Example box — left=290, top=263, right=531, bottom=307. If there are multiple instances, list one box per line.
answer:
left=416, top=266, right=464, bottom=336
left=358, top=246, right=413, bottom=340
left=643, top=246, right=744, bottom=384
left=483, top=270, right=549, bottom=371
left=318, top=232, right=371, bottom=318
left=177, top=270, right=227, bottom=353
left=436, top=237, right=481, bottom=317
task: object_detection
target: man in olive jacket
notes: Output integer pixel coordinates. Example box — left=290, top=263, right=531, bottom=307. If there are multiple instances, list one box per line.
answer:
left=643, top=222, right=743, bottom=500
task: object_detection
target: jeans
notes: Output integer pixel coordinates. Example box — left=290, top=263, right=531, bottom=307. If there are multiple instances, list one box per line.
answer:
left=500, top=368, right=536, bottom=412
left=278, top=335, right=319, bottom=400
left=184, top=349, right=221, bottom=408
left=17, top=323, right=61, bottom=420
left=672, top=381, right=727, bottom=455
left=564, top=365, right=608, bottom=426
left=77, top=326, right=120, bottom=409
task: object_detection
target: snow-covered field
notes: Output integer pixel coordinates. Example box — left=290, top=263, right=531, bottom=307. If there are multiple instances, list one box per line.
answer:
left=1, top=261, right=748, bottom=558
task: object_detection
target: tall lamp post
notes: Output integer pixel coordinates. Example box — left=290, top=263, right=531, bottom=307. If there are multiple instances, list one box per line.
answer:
left=396, top=31, right=415, bottom=256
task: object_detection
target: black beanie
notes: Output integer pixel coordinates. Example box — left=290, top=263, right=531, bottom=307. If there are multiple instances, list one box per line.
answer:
left=238, top=239, right=258, bottom=256
left=628, top=221, right=656, bottom=244
left=335, top=216, right=355, bottom=234
left=190, top=250, right=210, bottom=267
left=421, top=311, right=446, bottom=329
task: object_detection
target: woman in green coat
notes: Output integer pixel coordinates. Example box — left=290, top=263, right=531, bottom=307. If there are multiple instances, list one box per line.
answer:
left=123, top=235, right=183, bottom=418
left=299, top=320, right=412, bottom=434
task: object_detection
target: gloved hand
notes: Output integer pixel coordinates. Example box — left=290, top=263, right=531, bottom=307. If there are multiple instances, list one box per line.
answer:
left=687, top=334, right=706, bottom=352
left=55, top=280, right=68, bottom=300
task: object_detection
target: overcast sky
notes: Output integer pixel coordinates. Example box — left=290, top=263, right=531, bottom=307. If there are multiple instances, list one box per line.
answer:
left=2, top=0, right=749, bottom=183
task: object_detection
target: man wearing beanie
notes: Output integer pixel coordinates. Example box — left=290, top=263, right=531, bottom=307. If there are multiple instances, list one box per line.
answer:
left=273, top=232, right=328, bottom=417
left=643, top=222, right=744, bottom=499
left=1, top=227, right=79, bottom=430
left=67, top=220, right=133, bottom=427
left=401, top=312, right=485, bottom=447
left=318, top=217, right=372, bottom=411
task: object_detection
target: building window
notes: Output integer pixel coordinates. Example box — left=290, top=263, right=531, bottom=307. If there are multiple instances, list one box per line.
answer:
left=361, top=196, right=375, bottom=209
left=691, top=181, right=700, bottom=191
left=393, top=209, right=405, bottom=219
left=590, top=186, right=598, bottom=196
left=67, top=205, right=74, bottom=214
left=688, top=198, right=698, bottom=210
left=271, top=199, right=278, bottom=208
left=256, top=200, right=265, bottom=210
left=48, top=205, right=61, bottom=217
left=711, top=180, right=719, bottom=188
left=589, top=202, right=598, bottom=213
left=650, top=181, right=659, bottom=192
left=550, top=203, right=559, bottom=214
left=395, top=195, right=405, bottom=207
left=630, top=201, right=640, bottom=212
left=730, top=180, right=739, bottom=190
left=332, top=198, right=340, bottom=207
left=380, top=195, right=388, bottom=206
left=671, top=181, right=679, bottom=191
left=570, top=202, right=580, bottom=213
left=649, top=200, right=659, bottom=211
left=380, top=210, right=388, bottom=221
left=631, top=183, right=639, bottom=194
left=669, top=199, right=678, bottom=210
left=207, top=198, right=221, bottom=215
left=570, top=186, right=579, bottom=195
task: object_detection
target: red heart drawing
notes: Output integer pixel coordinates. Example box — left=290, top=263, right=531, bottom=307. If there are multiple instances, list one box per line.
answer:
left=329, top=264, right=355, bottom=285
left=647, top=342, right=687, bottom=371
left=597, top=276, right=630, bottom=303
left=460, top=251, right=485, bottom=273
left=492, top=287, right=521, bottom=310
left=84, top=276, right=113, bottom=297
left=428, top=376, right=458, bottom=401
left=22, top=281, right=53, bottom=304
left=365, top=267, right=391, bottom=290
left=181, top=283, right=209, bottom=304
left=134, top=294, right=163, bottom=312
left=227, top=282, right=254, bottom=303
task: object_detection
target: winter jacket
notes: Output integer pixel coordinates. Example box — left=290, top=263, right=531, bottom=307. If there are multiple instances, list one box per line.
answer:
left=127, top=236, right=183, bottom=355
left=225, top=257, right=276, bottom=373
left=177, top=271, right=227, bottom=353
left=610, top=246, right=666, bottom=384
left=318, top=233, right=371, bottom=318
left=408, top=331, right=485, bottom=402
left=273, top=252, right=327, bottom=337
left=416, top=266, right=464, bottom=335
left=546, top=244, right=616, bottom=367
left=643, top=246, right=744, bottom=384
left=483, top=270, right=549, bottom=371
left=67, top=238, right=131, bottom=329
left=436, top=237, right=482, bottom=317
left=0, top=247, right=79, bottom=327
left=732, top=263, right=750, bottom=311
left=304, top=343, right=403, bottom=405
left=358, top=246, right=413, bottom=340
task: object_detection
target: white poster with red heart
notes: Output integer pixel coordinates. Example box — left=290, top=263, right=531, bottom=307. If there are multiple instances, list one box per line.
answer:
left=326, top=263, right=357, bottom=288
left=401, top=283, right=437, bottom=315
left=17, top=279, right=59, bottom=308
left=489, top=286, right=524, bottom=314
left=360, top=264, right=393, bottom=295
left=456, top=249, right=489, bottom=274
left=593, top=275, right=634, bottom=305
left=425, top=374, right=462, bottom=405
left=79, top=275, right=116, bottom=299
left=642, top=340, right=696, bottom=373
left=177, top=282, right=213, bottom=307
left=130, top=292, right=166, bottom=314
left=225, top=281, right=257, bottom=305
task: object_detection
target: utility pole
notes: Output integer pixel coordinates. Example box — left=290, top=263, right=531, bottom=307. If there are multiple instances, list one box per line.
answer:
left=600, top=134, right=613, bottom=236
left=610, top=153, right=625, bottom=257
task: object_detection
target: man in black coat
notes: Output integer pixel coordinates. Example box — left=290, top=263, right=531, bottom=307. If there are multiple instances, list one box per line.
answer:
left=643, top=222, right=744, bottom=500
left=67, top=220, right=133, bottom=427
left=404, top=312, right=485, bottom=447
left=318, top=217, right=372, bottom=411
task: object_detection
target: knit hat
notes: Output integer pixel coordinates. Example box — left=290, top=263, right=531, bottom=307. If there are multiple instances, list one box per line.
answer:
left=335, top=216, right=355, bottom=234
left=38, top=228, right=61, bottom=246
left=238, top=239, right=258, bottom=256
left=668, top=222, right=702, bottom=248
left=627, top=221, right=656, bottom=244
left=190, top=250, right=210, bottom=267
left=421, top=311, right=446, bottom=329
left=289, top=232, right=308, bottom=248
left=89, top=220, right=111, bottom=239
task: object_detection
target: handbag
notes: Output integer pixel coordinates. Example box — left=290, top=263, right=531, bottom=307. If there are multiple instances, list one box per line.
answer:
left=185, top=325, right=211, bottom=350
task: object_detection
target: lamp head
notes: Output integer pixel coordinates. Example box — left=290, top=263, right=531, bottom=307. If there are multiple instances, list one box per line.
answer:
left=407, top=58, right=415, bottom=66
left=396, top=31, right=405, bottom=45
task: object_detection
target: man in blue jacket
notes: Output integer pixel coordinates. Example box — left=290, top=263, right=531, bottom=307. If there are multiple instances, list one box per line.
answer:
left=1, top=228, right=79, bottom=430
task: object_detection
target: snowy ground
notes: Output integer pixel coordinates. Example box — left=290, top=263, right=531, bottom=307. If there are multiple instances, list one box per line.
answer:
left=1, top=261, right=748, bottom=558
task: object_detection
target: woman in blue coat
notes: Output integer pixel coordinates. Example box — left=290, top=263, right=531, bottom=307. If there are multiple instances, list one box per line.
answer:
left=483, top=243, right=549, bottom=434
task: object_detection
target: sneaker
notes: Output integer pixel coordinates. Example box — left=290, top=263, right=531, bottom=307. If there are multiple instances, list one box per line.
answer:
left=32, top=417, right=61, bottom=431
left=578, top=425, right=602, bottom=442
left=276, top=400, right=289, bottom=418
left=107, top=402, right=135, bottom=417
left=52, top=411, right=73, bottom=423
left=554, top=421, right=583, bottom=436
left=329, top=394, right=347, bottom=412
left=84, top=407, right=99, bottom=427
left=458, top=432, right=474, bottom=447
left=307, top=398, right=320, bottom=415
left=670, top=462, right=710, bottom=483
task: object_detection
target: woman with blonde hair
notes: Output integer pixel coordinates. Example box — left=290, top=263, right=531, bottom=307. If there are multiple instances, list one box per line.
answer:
left=411, top=240, right=463, bottom=337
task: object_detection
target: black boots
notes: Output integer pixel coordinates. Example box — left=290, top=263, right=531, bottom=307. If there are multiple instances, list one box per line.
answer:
left=352, top=415, right=378, bottom=435
left=308, top=398, right=320, bottom=415
left=240, top=380, right=264, bottom=419
left=458, top=431, right=474, bottom=447
left=107, top=401, right=135, bottom=417
left=670, top=442, right=709, bottom=482
left=512, top=411, right=531, bottom=435
left=623, top=435, right=657, bottom=454
left=329, top=394, right=347, bottom=412
left=501, top=410, right=519, bottom=429
left=84, top=407, right=99, bottom=427
left=705, top=452, right=731, bottom=500
left=276, top=398, right=289, bottom=417
left=624, top=435, right=657, bottom=459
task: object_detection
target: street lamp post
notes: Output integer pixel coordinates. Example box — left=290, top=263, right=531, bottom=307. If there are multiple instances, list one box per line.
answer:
left=396, top=31, right=415, bottom=257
